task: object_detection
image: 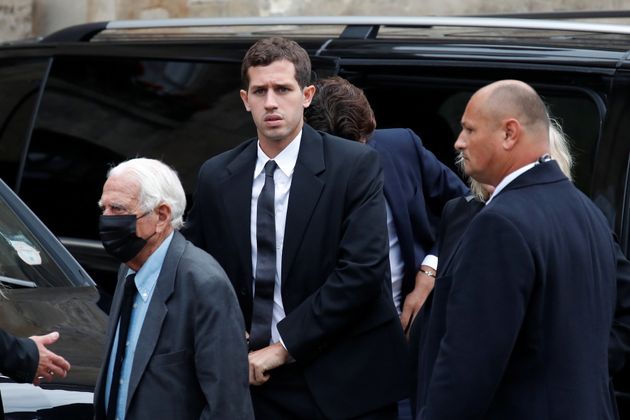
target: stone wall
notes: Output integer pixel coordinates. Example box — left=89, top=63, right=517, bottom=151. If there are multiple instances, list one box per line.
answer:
left=0, top=0, right=33, bottom=43
left=2, top=0, right=630, bottom=43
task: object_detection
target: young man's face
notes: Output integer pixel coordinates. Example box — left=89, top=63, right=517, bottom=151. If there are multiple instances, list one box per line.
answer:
left=240, top=59, right=315, bottom=154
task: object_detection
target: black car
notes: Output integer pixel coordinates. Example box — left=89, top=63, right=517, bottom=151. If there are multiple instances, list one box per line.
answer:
left=0, top=177, right=105, bottom=418
left=0, top=14, right=629, bottom=416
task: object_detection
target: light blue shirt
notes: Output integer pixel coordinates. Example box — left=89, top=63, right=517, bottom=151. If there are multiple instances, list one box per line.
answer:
left=104, top=232, right=174, bottom=420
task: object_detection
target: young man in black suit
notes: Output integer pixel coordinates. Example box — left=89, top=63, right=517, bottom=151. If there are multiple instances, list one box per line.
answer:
left=185, top=37, right=408, bottom=419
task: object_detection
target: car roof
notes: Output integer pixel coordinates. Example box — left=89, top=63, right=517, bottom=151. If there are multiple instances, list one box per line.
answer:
left=12, top=15, right=624, bottom=71
left=36, top=15, right=630, bottom=52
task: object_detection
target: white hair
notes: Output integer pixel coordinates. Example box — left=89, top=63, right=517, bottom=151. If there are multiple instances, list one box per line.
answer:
left=548, top=118, right=573, bottom=181
left=107, top=158, right=186, bottom=230
left=460, top=118, right=574, bottom=202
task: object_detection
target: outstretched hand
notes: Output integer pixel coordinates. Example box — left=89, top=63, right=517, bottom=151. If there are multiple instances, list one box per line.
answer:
left=29, top=331, right=71, bottom=386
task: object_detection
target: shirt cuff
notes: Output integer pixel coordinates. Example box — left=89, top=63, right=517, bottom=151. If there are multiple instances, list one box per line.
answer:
left=277, top=335, right=295, bottom=363
left=421, top=254, right=438, bottom=271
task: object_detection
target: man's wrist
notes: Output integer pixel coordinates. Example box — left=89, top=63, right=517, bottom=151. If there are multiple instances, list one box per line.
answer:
left=418, top=266, right=436, bottom=278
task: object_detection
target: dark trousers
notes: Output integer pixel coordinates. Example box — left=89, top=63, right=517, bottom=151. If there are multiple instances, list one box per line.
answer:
left=250, top=363, right=397, bottom=420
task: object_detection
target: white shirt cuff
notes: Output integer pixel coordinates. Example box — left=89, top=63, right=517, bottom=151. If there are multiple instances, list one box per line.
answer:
left=422, top=254, right=438, bottom=271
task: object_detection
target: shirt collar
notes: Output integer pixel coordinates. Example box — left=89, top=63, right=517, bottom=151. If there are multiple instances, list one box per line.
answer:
left=254, top=130, right=302, bottom=178
left=486, top=161, right=538, bottom=205
left=126, top=231, right=174, bottom=302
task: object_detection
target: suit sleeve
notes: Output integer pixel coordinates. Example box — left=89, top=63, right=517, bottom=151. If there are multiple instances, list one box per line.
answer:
left=277, top=148, right=391, bottom=362
left=194, top=267, right=254, bottom=420
left=411, top=130, right=468, bottom=221
left=0, top=329, right=38, bottom=383
left=610, top=240, right=630, bottom=375
left=408, top=129, right=468, bottom=262
left=421, top=211, right=534, bottom=420
left=182, top=162, right=211, bottom=250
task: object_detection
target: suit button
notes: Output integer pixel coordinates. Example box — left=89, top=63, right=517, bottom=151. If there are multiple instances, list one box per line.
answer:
left=240, top=287, right=247, bottom=296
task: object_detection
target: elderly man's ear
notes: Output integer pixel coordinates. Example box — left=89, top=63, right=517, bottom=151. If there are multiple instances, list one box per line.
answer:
left=155, top=203, right=171, bottom=232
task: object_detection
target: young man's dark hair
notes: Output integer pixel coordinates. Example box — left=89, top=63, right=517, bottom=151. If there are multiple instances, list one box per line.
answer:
left=305, top=76, right=376, bottom=142
left=240, top=37, right=311, bottom=89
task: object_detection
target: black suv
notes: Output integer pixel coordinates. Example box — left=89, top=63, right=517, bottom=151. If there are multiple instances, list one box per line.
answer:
left=0, top=15, right=629, bottom=416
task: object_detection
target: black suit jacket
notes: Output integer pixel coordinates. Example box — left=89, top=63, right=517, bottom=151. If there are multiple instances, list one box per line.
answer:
left=0, top=330, right=37, bottom=383
left=0, top=329, right=37, bottom=416
left=94, top=231, right=253, bottom=420
left=368, top=128, right=468, bottom=302
left=410, top=195, right=484, bottom=410
left=417, top=161, right=618, bottom=420
left=185, top=124, right=409, bottom=418
left=610, top=241, right=630, bottom=377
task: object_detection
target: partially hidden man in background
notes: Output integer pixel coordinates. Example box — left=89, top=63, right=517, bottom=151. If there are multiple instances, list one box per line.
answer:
left=416, top=80, right=618, bottom=420
left=305, top=76, right=468, bottom=333
left=304, top=75, right=468, bottom=419
left=93, top=158, right=253, bottom=420
left=184, top=37, right=409, bottom=419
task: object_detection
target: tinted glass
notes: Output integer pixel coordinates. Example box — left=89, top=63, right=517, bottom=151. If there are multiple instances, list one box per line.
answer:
left=21, top=56, right=252, bottom=240
left=352, top=73, right=601, bottom=193
left=0, top=193, right=75, bottom=288
left=0, top=58, right=49, bottom=189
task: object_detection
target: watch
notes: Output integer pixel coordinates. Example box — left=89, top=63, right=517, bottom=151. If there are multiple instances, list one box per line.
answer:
left=419, top=268, right=436, bottom=278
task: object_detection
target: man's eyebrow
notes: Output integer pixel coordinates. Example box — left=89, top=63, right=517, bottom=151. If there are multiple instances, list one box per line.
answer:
left=251, top=81, right=294, bottom=89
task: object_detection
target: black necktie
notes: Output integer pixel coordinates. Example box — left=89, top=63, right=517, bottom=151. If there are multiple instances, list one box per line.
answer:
left=107, top=273, right=137, bottom=420
left=250, top=160, right=278, bottom=350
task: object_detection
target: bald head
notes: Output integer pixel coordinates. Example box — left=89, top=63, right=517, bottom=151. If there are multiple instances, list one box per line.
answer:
left=455, top=80, right=551, bottom=186
left=480, top=80, right=550, bottom=138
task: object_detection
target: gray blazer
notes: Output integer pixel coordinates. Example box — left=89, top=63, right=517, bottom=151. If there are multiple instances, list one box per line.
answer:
left=94, top=231, right=253, bottom=419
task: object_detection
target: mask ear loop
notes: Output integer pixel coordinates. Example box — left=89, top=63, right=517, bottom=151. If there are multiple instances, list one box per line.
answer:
left=136, top=209, right=153, bottom=220
left=137, top=209, right=159, bottom=242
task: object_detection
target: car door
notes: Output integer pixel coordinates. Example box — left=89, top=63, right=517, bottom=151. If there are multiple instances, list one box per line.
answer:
left=0, top=177, right=106, bottom=419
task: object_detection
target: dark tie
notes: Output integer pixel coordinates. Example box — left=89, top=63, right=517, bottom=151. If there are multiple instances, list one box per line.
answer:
left=249, top=160, right=278, bottom=350
left=107, top=273, right=137, bottom=420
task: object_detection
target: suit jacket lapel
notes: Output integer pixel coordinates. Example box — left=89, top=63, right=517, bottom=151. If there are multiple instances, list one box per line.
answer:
left=282, top=125, right=325, bottom=285
left=219, top=140, right=257, bottom=294
left=95, top=265, right=128, bottom=418
left=125, top=231, right=184, bottom=412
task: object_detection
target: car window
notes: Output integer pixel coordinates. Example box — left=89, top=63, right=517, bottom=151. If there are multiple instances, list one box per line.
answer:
left=354, top=74, right=602, bottom=194
left=0, top=58, right=50, bottom=190
left=0, top=195, right=75, bottom=288
left=21, top=56, right=250, bottom=240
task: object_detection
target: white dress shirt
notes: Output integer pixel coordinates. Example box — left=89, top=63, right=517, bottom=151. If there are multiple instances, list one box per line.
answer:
left=386, top=201, right=405, bottom=314
left=486, top=161, right=538, bottom=205
left=250, top=131, right=301, bottom=346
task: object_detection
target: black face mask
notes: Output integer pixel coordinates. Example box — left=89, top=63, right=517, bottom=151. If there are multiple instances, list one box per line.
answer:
left=99, top=214, right=149, bottom=263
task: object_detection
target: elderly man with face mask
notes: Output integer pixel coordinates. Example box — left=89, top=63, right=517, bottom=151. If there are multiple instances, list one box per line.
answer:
left=93, top=158, right=253, bottom=420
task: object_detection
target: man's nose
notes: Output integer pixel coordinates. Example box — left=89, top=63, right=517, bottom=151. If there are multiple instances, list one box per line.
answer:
left=454, top=133, right=465, bottom=150
left=264, top=91, right=278, bottom=109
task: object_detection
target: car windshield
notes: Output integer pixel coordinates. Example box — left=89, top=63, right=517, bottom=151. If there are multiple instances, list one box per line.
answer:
left=0, top=198, right=74, bottom=288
